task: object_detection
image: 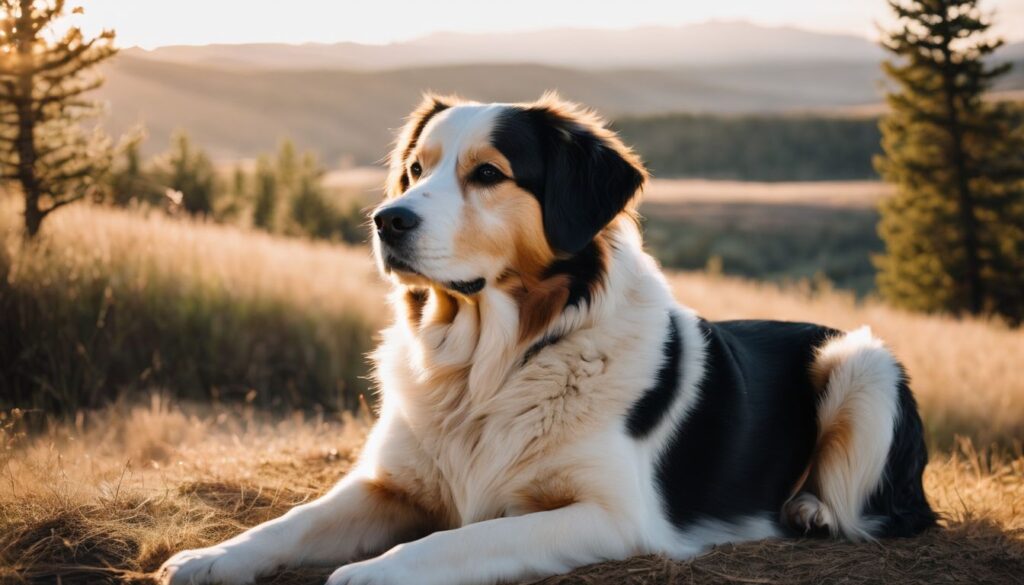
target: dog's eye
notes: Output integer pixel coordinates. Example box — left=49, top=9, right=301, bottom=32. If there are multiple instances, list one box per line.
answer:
left=471, top=163, right=505, bottom=186
left=409, top=161, right=422, bottom=179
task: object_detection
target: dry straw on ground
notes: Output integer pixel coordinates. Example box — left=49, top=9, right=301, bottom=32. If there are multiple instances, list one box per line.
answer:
left=0, top=399, right=1021, bottom=585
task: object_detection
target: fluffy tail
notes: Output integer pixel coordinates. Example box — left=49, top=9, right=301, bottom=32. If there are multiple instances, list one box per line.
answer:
left=790, top=327, right=936, bottom=540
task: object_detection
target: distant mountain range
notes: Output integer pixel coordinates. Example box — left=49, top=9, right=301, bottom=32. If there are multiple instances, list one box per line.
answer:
left=96, top=22, right=1024, bottom=164
left=122, top=21, right=888, bottom=70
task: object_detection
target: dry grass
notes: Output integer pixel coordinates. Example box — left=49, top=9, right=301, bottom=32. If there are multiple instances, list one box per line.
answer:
left=0, top=198, right=386, bottom=412
left=0, top=401, right=1021, bottom=585
left=0, top=197, right=382, bottom=319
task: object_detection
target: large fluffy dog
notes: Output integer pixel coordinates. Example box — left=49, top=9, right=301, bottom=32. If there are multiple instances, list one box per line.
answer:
left=161, top=94, right=936, bottom=585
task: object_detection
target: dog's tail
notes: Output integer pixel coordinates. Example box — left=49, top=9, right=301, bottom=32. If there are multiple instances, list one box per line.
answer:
left=803, top=327, right=937, bottom=540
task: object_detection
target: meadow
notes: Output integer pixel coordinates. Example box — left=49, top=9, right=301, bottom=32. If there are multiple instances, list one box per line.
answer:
left=1, top=200, right=1022, bottom=584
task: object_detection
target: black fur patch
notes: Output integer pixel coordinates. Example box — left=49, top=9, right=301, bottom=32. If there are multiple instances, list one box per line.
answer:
left=626, top=313, right=682, bottom=438
left=542, top=238, right=606, bottom=310
left=655, top=319, right=835, bottom=527
left=444, top=278, right=485, bottom=296
left=490, top=106, right=644, bottom=255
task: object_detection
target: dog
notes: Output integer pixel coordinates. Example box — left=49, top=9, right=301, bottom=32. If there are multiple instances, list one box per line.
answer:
left=160, top=93, right=936, bottom=585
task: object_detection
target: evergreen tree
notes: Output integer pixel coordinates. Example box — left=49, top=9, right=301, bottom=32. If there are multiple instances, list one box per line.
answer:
left=158, top=130, right=216, bottom=216
left=290, top=151, right=331, bottom=238
left=0, top=0, right=116, bottom=237
left=211, top=163, right=247, bottom=221
left=252, top=154, right=277, bottom=230
left=231, top=164, right=246, bottom=201
left=875, top=0, right=1024, bottom=324
left=107, top=127, right=162, bottom=206
left=275, top=138, right=297, bottom=194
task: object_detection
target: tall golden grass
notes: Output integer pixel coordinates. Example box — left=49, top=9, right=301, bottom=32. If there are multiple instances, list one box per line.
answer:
left=0, top=198, right=385, bottom=413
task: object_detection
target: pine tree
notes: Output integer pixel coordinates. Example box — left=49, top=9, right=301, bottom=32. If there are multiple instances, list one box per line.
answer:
left=107, top=127, right=162, bottom=207
left=0, top=0, right=116, bottom=237
left=290, top=151, right=331, bottom=238
left=252, top=154, right=277, bottom=230
left=875, top=0, right=1024, bottom=324
left=158, top=130, right=216, bottom=216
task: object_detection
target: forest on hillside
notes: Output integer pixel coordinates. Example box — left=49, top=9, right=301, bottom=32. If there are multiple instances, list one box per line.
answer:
left=615, top=114, right=882, bottom=181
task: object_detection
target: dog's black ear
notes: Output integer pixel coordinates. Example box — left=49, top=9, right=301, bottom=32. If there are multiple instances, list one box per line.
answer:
left=385, top=93, right=457, bottom=198
left=530, top=95, right=647, bottom=255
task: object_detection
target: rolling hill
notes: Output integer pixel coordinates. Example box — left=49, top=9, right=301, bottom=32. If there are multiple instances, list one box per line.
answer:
left=97, top=56, right=889, bottom=163
left=95, top=22, right=1024, bottom=164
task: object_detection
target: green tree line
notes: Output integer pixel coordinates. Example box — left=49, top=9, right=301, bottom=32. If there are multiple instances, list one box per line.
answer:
left=613, top=114, right=883, bottom=181
left=106, top=130, right=368, bottom=243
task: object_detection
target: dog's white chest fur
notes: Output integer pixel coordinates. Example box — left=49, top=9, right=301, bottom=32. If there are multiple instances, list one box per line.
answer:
left=373, top=275, right=670, bottom=527
left=380, top=329, right=619, bottom=524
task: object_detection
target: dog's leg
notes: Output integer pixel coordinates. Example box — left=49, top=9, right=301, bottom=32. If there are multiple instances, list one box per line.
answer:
left=326, top=502, right=636, bottom=585
left=159, top=474, right=434, bottom=585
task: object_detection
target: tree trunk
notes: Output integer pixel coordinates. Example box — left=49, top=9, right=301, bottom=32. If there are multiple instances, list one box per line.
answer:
left=24, top=201, right=42, bottom=237
left=14, top=0, right=44, bottom=239
left=942, top=48, right=984, bottom=315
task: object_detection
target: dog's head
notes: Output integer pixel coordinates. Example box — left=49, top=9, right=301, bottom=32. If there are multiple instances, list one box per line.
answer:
left=372, top=93, right=647, bottom=300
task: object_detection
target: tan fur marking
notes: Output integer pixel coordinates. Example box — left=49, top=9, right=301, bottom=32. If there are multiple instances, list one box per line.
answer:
left=452, top=175, right=554, bottom=287
left=425, top=286, right=459, bottom=326
left=462, top=145, right=514, bottom=177
left=414, top=144, right=443, bottom=174
left=512, top=275, right=572, bottom=342
left=810, top=341, right=842, bottom=393
left=402, top=289, right=427, bottom=328
left=366, top=473, right=451, bottom=529
left=807, top=411, right=854, bottom=494
left=515, top=476, right=579, bottom=514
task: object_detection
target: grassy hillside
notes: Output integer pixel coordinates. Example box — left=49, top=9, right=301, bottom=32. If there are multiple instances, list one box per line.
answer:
left=0, top=198, right=384, bottom=414
left=0, top=202, right=1021, bottom=584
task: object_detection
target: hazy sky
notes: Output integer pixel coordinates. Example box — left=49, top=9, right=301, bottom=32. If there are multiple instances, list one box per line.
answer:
left=75, top=0, right=1024, bottom=48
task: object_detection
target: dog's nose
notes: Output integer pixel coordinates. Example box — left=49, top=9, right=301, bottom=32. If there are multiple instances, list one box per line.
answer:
left=373, top=206, right=421, bottom=245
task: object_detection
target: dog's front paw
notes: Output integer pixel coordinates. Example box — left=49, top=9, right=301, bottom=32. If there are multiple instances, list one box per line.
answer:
left=158, top=545, right=262, bottom=585
left=326, top=555, right=413, bottom=585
